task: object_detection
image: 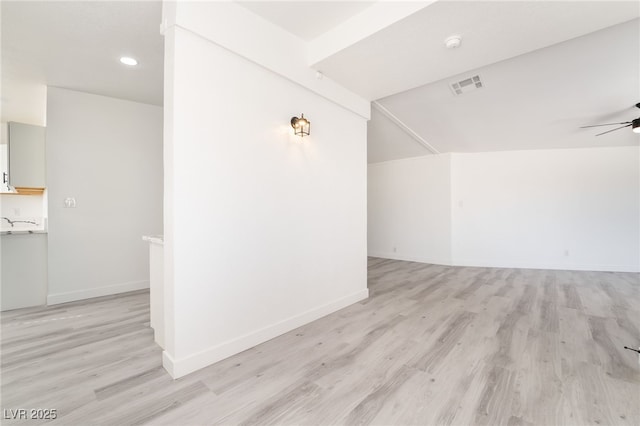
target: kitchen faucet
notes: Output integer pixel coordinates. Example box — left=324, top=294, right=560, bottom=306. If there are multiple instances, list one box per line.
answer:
left=1, top=217, right=38, bottom=228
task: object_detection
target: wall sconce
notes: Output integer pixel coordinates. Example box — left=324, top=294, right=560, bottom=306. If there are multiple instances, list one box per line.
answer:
left=291, top=113, right=310, bottom=137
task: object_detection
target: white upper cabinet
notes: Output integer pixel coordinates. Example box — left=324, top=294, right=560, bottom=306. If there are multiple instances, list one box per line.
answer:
left=8, top=122, right=46, bottom=188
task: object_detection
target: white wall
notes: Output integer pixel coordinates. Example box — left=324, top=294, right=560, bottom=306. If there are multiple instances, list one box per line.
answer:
left=163, top=3, right=368, bottom=378
left=451, top=147, right=640, bottom=272
left=162, top=1, right=369, bottom=120
left=368, top=154, right=452, bottom=265
left=46, top=87, right=163, bottom=304
left=368, top=146, right=640, bottom=272
left=0, top=80, right=47, bottom=127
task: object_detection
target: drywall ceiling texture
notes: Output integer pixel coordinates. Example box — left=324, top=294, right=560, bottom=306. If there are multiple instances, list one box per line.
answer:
left=237, top=1, right=376, bottom=41
left=1, top=1, right=164, bottom=107
left=313, top=1, right=639, bottom=100
left=375, top=18, right=640, bottom=156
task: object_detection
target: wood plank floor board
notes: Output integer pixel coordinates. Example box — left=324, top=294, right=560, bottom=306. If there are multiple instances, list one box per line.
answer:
left=1, top=258, right=638, bottom=425
left=1, top=327, right=158, bottom=389
left=2, top=343, right=161, bottom=410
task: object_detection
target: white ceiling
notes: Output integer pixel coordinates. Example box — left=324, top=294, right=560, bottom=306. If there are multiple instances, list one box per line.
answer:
left=312, top=0, right=639, bottom=101
left=238, top=0, right=640, bottom=161
left=3, top=1, right=639, bottom=161
left=237, top=1, right=376, bottom=41
left=1, top=1, right=164, bottom=108
left=371, top=18, right=640, bottom=159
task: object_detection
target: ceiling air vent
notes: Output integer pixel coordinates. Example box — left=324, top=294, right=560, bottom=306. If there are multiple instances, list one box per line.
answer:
left=449, top=75, right=483, bottom=96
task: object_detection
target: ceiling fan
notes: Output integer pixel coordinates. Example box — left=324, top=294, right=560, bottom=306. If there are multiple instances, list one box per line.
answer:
left=580, top=103, right=640, bottom=136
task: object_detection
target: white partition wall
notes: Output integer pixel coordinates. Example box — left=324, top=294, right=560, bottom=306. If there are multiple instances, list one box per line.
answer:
left=162, top=2, right=369, bottom=378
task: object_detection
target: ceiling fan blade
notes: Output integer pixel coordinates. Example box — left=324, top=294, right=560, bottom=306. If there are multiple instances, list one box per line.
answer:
left=580, top=121, right=632, bottom=128
left=595, top=123, right=632, bottom=136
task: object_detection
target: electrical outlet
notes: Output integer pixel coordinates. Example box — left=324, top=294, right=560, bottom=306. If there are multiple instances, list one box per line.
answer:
left=564, top=250, right=569, bottom=257
left=12, top=208, right=20, bottom=216
left=393, top=247, right=397, bottom=253
left=64, top=197, right=77, bottom=208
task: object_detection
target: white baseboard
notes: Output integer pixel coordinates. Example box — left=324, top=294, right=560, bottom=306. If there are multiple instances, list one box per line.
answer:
left=47, top=280, right=150, bottom=305
left=451, top=258, right=640, bottom=273
left=162, top=288, right=369, bottom=379
left=369, top=252, right=639, bottom=273
left=368, top=251, right=452, bottom=267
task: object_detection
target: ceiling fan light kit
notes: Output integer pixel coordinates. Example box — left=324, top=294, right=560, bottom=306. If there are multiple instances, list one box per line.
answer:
left=580, top=103, right=640, bottom=136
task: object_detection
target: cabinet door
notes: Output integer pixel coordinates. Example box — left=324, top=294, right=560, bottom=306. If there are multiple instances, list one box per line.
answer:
left=1, top=144, right=8, bottom=190
left=1, top=234, right=48, bottom=311
left=8, top=122, right=46, bottom=188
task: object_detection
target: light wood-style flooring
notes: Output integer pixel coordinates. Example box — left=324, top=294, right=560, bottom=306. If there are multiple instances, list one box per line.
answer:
left=2, top=258, right=639, bottom=425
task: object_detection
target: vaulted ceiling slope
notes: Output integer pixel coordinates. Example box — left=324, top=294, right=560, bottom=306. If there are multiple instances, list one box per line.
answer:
left=237, top=1, right=376, bottom=41
left=1, top=1, right=163, bottom=109
left=312, top=1, right=638, bottom=101
left=241, top=1, right=639, bottom=162
left=3, top=1, right=639, bottom=162
left=370, top=18, right=640, bottom=161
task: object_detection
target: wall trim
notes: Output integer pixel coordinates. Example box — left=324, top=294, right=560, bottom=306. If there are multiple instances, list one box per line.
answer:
left=367, top=153, right=451, bottom=167
left=163, top=2, right=370, bottom=119
left=369, top=253, right=640, bottom=273
left=451, top=258, right=640, bottom=273
left=163, top=288, right=369, bottom=379
left=47, top=280, right=149, bottom=305
left=372, top=101, right=439, bottom=154
left=368, top=251, right=452, bottom=267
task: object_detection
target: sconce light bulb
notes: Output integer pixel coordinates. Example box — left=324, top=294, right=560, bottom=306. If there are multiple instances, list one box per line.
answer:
left=291, top=114, right=310, bottom=137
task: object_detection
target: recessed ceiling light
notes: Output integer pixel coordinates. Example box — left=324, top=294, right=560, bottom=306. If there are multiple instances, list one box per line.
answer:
left=120, top=57, right=138, bottom=66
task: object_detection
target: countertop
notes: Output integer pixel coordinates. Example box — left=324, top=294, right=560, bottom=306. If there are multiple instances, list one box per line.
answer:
left=1, top=217, right=47, bottom=235
left=143, top=235, right=164, bottom=245
left=1, top=230, right=48, bottom=235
